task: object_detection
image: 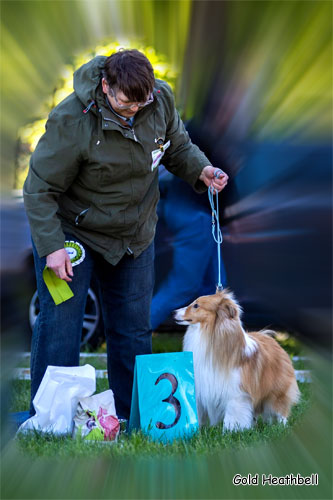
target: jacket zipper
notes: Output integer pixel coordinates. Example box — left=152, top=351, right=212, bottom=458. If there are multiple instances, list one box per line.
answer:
left=83, top=100, right=96, bottom=114
left=132, top=128, right=138, bottom=142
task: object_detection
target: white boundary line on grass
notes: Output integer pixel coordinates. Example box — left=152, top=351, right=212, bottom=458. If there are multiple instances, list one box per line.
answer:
left=12, top=368, right=312, bottom=382
left=13, top=368, right=109, bottom=380
left=19, top=352, right=108, bottom=358
left=18, top=353, right=311, bottom=361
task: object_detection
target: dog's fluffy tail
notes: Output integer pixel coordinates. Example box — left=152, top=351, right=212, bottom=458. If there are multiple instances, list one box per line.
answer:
left=288, top=378, right=301, bottom=405
left=257, top=329, right=276, bottom=337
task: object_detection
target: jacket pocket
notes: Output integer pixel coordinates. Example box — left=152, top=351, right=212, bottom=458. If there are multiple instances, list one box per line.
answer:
left=75, top=204, right=126, bottom=232
left=58, top=195, right=89, bottom=222
left=58, top=194, right=126, bottom=233
left=75, top=208, right=90, bottom=226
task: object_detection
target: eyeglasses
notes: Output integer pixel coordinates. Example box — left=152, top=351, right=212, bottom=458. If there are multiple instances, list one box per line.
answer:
left=109, top=87, right=154, bottom=110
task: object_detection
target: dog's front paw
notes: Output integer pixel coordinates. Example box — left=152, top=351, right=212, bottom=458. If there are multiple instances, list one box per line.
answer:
left=223, top=396, right=253, bottom=432
left=222, top=420, right=240, bottom=433
left=223, top=416, right=252, bottom=433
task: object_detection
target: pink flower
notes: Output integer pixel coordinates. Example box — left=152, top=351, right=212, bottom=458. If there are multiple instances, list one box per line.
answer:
left=97, top=407, right=120, bottom=441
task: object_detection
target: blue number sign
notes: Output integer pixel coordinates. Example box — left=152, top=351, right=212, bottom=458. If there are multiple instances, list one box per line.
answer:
left=129, top=352, right=199, bottom=443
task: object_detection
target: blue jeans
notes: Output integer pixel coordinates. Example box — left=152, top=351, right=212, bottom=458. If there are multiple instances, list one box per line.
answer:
left=31, top=235, right=154, bottom=419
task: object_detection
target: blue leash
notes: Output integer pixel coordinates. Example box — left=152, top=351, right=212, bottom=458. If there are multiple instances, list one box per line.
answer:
left=208, top=171, right=224, bottom=291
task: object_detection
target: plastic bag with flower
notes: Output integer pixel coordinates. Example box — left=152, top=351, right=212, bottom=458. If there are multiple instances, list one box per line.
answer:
left=73, top=389, right=120, bottom=442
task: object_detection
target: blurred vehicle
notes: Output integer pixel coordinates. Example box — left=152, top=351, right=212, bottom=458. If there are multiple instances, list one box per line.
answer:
left=1, top=194, right=102, bottom=349
left=1, top=190, right=201, bottom=348
left=2, top=128, right=331, bottom=352
left=151, top=167, right=227, bottom=332
left=186, top=121, right=332, bottom=349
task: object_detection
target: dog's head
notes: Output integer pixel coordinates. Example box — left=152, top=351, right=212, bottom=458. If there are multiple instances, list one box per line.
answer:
left=174, top=289, right=242, bottom=327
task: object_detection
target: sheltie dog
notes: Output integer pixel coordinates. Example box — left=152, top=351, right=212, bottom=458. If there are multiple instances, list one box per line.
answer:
left=174, top=289, right=300, bottom=431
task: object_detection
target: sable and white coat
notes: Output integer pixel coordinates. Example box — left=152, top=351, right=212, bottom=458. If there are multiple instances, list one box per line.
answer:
left=175, top=290, right=300, bottom=431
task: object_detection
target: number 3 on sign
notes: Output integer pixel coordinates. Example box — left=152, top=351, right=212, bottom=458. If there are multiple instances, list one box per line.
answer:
left=155, top=373, right=181, bottom=429
left=129, top=352, right=199, bottom=443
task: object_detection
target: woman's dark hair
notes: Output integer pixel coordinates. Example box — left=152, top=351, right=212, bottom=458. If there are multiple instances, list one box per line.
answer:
left=103, top=49, right=155, bottom=102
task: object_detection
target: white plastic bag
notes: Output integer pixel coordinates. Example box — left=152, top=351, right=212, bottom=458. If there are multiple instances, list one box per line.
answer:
left=17, top=364, right=96, bottom=435
left=73, top=389, right=120, bottom=442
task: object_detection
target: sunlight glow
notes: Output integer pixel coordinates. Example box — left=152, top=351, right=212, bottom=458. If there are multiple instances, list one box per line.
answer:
left=14, top=41, right=177, bottom=189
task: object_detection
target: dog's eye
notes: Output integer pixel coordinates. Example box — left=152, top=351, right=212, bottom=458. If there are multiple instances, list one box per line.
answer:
left=193, top=304, right=199, bottom=309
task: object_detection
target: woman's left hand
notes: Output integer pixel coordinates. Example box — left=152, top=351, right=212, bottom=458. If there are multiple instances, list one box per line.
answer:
left=199, top=166, right=229, bottom=192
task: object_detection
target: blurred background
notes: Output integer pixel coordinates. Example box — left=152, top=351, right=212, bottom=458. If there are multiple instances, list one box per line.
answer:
left=1, top=1, right=332, bottom=498
left=1, top=0, right=331, bottom=347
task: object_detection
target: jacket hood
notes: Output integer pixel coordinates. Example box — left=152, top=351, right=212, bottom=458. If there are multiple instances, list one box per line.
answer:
left=73, top=56, right=107, bottom=108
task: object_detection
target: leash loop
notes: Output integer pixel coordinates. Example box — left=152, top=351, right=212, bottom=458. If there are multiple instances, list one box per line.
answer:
left=208, top=170, right=224, bottom=291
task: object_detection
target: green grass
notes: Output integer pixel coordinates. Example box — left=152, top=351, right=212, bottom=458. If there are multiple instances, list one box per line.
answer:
left=16, top=332, right=305, bottom=370
left=16, top=334, right=184, bottom=371
left=87, top=332, right=184, bottom=355
left=11, top=380, right=311, bottom=458
left=10, top=332, right=311, bottom=458
left=152, top=332, right=183, bottom=353
left=291, top=358, right=310, bottom=370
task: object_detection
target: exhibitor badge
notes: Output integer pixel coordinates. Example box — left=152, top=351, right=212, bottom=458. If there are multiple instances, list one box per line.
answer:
left=64, top=240, right=85, bottom=266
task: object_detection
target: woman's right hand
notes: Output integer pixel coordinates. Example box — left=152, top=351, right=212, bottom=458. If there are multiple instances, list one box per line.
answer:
left=46, top=248, right=73, bottom=282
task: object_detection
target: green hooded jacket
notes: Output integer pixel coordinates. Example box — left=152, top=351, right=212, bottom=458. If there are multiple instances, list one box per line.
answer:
left=23, top=56, right=210, bottom=265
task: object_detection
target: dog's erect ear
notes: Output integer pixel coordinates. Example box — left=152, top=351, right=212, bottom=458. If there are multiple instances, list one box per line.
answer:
left=217, top=298, right=239, bottom=320
left=224, top=301, right=238, bottom=319
left=215, top=289, right=241, bottom=320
